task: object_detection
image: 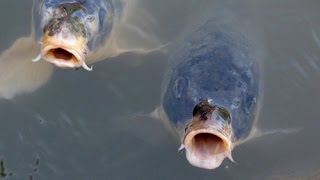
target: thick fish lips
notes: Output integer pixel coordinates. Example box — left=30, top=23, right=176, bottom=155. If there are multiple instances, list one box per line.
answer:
left=181, top=100, right=234, bottom=169
left=41, top=32, right=92, bottom=70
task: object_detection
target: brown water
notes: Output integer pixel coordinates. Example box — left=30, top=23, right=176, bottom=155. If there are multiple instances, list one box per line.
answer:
left=1, top=0, right=320, bottom=179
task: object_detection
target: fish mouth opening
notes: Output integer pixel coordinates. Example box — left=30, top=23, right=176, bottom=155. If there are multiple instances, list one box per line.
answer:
left=37, top=31, right=93, bottom=71
left=41, top=44, right=92, bottom=71
left=193, top=133, right=226, bottom=158
left=184, top=129, right=232, bottom=169
left=50, top=48, right=75, bottom=61
left=46, top=48, right=79, bottom=63
left=43, top=45, right=83, bottom=68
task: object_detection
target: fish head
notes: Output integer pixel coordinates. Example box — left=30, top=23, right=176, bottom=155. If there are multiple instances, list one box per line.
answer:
left=33, top=0, right=114, bottom=70
left=162, top=54, right=245, bottom=169
left=162, top=49, right=235, bottom=170
left=161, top=20, right=260, bottom=169
left=182, top=100, right=234, bottom=170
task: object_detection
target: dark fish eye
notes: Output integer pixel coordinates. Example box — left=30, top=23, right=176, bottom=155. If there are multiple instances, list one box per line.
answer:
left=173, top=77, right=188, bottom=99
left=244, top=94, right=256, bottom=113
left=216, top=106, right=231, bottom=123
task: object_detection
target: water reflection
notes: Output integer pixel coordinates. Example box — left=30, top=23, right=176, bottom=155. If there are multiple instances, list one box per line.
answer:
left=1, top=0, right=320, bottom=179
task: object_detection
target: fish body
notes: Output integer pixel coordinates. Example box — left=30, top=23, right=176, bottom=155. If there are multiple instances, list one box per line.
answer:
left=161, top=20, right=261, bottom=169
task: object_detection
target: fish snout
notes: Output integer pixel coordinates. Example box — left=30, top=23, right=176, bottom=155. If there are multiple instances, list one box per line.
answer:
left=36, top=10, right=93, bottom=71
left=181, top=100, right=234, bottom=169
left=39, top=30, right=92, bottom=71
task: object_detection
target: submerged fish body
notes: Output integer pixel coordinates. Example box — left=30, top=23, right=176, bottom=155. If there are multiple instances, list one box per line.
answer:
left=161, top=20, right=261, bottom=169
left=32, top=0, right=126, bottom=70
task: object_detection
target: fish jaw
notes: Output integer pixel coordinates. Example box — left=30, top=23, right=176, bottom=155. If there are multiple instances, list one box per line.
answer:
left=181, top=100, right=234, bottom=170
left=39, top=31, right=92, bottom=71
left=183, top=128, right=233, bottom=169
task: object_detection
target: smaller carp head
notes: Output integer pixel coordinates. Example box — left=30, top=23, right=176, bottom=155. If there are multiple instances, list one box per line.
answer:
left=33, top=2, right=101, bottom=71
left=181, top=100, right=234, bottom=169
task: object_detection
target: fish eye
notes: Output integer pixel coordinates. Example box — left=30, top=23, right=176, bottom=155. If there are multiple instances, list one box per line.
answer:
left=173, top=77, right=188, bottom=99
left=84, top=14, right=99, bottom=37
left=244, top=94, right=256, bottom=113
left=216, top=106, right=231, bottom=123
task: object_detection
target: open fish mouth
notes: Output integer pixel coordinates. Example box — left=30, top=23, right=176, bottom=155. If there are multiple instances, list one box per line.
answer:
left=32, top=33, right=93, bottom=71
left=43, top=45, right=82, bottom=66
left=179, top=100, right=234, bottom=169
left=183, top=128, right=233, bottom=169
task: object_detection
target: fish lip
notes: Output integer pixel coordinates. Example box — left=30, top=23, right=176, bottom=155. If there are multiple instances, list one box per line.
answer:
left=182, top=124, right=233, bottom=169
left=42, top=44, right=85, bottom=69
left=183, top=128, right=232, bottom=153
left=182, top=101, right=233, bottom=169
left=41, top=29, right=88, bottom=69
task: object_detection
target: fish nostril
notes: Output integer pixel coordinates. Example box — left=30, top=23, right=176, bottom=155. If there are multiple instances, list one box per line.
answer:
left=192, top=100, right=215, bottom=120
left=52, top=48, right=73, bottom=61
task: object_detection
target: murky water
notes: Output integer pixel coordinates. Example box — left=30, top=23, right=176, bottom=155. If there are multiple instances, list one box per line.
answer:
left=1, top=0, right=320, bottom=179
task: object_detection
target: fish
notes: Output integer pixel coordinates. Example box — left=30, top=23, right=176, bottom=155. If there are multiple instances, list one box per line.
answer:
left=0, top=0, right=163, bottom=99
left=159, top=19, right=261, bottom=170
left=30, top=0, right=127, bottom=71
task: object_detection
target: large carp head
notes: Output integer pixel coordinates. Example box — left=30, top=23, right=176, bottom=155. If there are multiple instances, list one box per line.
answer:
left=32, top=0, right=115, bottom=70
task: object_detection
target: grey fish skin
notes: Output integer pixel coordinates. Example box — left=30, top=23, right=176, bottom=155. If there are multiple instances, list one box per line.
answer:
left=33, top=0, right=124, bottom=49
left=31, top=0, right=125, bottom=70
left=162, top=20, right=260, bottom=169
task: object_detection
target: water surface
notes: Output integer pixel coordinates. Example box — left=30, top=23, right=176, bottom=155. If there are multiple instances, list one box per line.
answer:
left=1, top=0, right=320, bottom=179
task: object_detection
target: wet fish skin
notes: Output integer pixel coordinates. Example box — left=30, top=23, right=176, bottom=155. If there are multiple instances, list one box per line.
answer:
left=32, top=0, right=124, bottom=50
